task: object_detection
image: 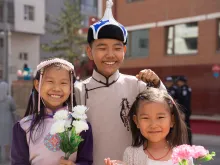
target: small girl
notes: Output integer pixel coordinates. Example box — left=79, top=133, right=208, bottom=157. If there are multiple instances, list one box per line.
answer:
left=11, top=58, right=93, bottom=165
left=105, top=88, right=193, bottom=165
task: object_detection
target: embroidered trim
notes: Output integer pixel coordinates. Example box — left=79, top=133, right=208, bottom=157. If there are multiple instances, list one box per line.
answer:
left=44, top=133, right=61, bottom=152
left=120, top=98, right=130, bottom=131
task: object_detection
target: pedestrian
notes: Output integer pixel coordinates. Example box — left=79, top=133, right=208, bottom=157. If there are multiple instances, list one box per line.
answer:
left=164, top=76, right=179, bottom=101
left=11, top=58, right=93, bottom=165
left=176, top=76, right=192, bottom=145
left=0, top=81, right=16, bottom=163
left=75, top=0, right=166, bottom=164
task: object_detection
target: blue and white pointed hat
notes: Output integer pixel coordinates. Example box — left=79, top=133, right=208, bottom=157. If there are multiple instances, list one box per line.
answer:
left=87, top=0, right=128, bottom=45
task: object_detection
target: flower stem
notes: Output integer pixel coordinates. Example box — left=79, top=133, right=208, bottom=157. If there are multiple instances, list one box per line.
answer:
left=64, top=153, right=70, bottom=160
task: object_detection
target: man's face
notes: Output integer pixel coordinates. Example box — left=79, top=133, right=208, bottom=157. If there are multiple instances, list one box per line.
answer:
left=165, top=81, right=173, bottom=88
left=177, top=80, right=185, bottom=87
left=86, top=39, right=126, bottom=77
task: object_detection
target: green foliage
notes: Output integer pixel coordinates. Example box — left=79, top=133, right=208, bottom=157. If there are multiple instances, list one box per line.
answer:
left=59, top=127, right=84, bottom=160
left=197, top=151, right=216, bottom=162
left=41, top=0, right=86, bottom=62
left=179, top=159, right=188, bottom=165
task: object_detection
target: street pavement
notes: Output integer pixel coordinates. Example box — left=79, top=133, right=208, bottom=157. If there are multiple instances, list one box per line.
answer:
left=192, top=134, right=220, bottom=165
left=0, top=134, right=219, bottom=165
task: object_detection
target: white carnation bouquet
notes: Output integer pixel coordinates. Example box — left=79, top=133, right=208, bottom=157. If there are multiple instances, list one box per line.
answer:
left=50, top=105, right=89, bottom=159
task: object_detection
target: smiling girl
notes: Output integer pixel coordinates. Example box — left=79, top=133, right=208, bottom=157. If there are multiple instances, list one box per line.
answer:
left=11, top=58, right=93, bottom=165
left=105, top=88, right=193, bottom=165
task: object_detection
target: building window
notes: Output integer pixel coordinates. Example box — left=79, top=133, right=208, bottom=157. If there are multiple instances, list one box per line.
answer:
left=19, top=52, right=28, bottom=60
left=167, top=22, right=198, bottom=55
left=0, top=2, right=3, bottom=22
left=81, top=0, right=97, bottom=15
left=218, top=20, right=220, bottom=51
left=8, top=2, right=14, bottom=23
left=0, top=1, right=14, bottom=23
left=24, top=5, right=34, bottom=21
left=0, top=38, right=3, bottom=48
left=127, top=29, right=149, bottom=57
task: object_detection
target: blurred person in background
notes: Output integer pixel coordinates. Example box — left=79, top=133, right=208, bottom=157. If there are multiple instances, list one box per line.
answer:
left=176, top=76, right=192, bottom=145
left=23, top=63, right=32, bottom=80
left=0, top=81, right=16, bottom=163
left=164, top=76, right=179, bottom=101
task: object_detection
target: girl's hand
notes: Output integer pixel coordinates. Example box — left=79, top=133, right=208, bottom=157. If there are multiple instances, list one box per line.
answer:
left=59, top=157, right=75, bottom=165
left=104, top=158, right=114, bottom=165
left=104, top=158, right=126, bottom=165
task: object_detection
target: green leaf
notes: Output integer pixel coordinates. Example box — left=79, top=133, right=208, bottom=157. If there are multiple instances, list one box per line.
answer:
left=59, top=131, right=70, bottom=153
left=197, top=152, right=216, bottom=162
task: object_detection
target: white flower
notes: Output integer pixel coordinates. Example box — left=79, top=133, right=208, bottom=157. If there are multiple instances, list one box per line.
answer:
left=50, top=120, right=66, bottom=135
left=65, top=119, right=72, bottom=128
left=72, top=120, right=89, bottom=134
left=54, top=110, right=69, bottom=121
left=71, top=105, right=88, bottom=120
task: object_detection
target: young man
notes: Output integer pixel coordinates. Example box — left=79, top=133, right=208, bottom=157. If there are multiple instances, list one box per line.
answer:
left=75, top=1, right=166, bottom=164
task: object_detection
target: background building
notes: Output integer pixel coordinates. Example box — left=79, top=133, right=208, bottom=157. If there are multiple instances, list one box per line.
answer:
left=0, top=0, right=45, bottom=89
left=100, top=0, right=220, bottom=115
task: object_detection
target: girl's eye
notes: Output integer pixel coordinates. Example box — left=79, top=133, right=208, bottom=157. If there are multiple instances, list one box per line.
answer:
left=142, top=117, right=149, bottom=120
left=99, top=48, right=106, bottom=50
left=158, top=117, right=165, bottom=119
left=47, top=81, right=53, bottom=83
left=61, top=82, right=68, bottom=85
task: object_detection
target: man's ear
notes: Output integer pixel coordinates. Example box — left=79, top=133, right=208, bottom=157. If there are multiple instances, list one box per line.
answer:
left=34, top=80, right=39, bottom=92
left=86, top=45, right=93, bottom=60
left=123, top=45, right=127, bottom=54
left=133, top=115, right=140, bottom=128
left=170, top=114, right=175, bottom=128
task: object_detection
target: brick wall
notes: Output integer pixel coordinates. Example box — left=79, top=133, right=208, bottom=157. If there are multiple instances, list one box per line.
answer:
left=120, top=64, right=220, bottom=115
left=101, top=0, right=220, bottom=115
left=108, top=0, right=220, bottom=25
left=121, top=19, right=220, bottom=68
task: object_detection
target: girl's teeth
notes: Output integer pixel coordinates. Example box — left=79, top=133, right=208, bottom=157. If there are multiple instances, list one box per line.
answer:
left=50, top=95, right=61, bottom=98
left=104, top=62, right=115, bottom=65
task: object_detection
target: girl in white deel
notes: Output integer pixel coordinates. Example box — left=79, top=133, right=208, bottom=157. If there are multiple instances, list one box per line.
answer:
left=105, top=88, right=193, bottom=165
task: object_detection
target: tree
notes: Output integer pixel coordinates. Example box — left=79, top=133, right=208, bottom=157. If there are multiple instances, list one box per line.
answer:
left=41, top=0, right=86, bottom=62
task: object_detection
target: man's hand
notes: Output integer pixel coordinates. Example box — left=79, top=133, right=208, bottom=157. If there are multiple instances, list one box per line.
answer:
left=136, top=69, right=160, bottom=87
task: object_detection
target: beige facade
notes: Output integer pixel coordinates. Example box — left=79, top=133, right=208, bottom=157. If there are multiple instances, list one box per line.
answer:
left=9, top=32, right=40, bottom=83
left=0, top=0, right=45, bottom=92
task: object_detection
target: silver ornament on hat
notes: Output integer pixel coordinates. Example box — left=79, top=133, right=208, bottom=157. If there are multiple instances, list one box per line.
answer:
left=90, top=0, right=128, bottom=43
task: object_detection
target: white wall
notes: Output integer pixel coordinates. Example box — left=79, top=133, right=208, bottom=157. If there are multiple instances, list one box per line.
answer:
left=14, top=0, right=45, bottom=34
left=9, top=32, right=40, bottom=85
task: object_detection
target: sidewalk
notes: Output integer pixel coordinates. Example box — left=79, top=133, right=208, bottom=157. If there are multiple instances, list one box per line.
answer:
left=193, top=134, right=220, bottom=146
left=191, top=114, right=220, bottom=121
left=193, top=134, right=220, bottom=165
